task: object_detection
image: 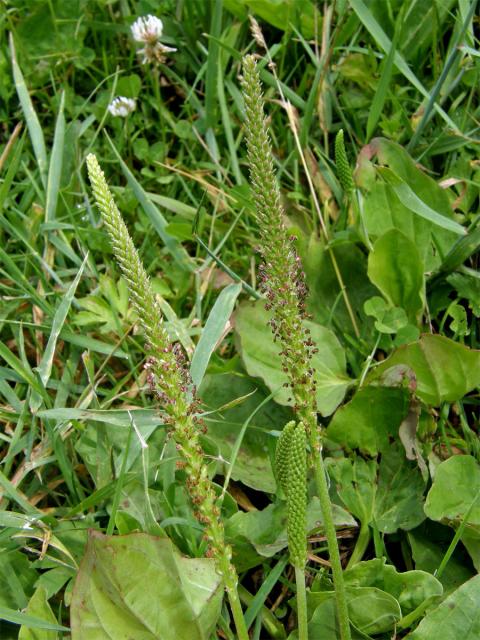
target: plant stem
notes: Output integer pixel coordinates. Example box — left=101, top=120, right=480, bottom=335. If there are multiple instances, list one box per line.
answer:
left=295, top=565, right=309, bottom=640
left=347, top=521, right=370, bottom=569
left=227, top=588, right=250, bottom=640
left=310, top=436, right=351, bottom=640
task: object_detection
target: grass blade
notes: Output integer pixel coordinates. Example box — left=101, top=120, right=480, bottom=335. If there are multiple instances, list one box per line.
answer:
left=30, top=254, right=88, bottom=413
left=378, top=167, right=466, bottom=235
left=45, top=90, right=65, bottom=222
left=0, top=606, right=69, bottom=632
left=436, top=225, right=480, bottom=275
left=205, top=0, right=222, bottom=128
left=366, top=26, right=398, bottom=141
left=407, top=0, right=477, bottom=150
left=0, top=342, right=46, bottom=399
left=9, top=34, right=48, bottom=188
left=349, top=0, right=459, bottom=133
left=190, top=282, right=242, bottom=388
left=243, top=556, right=289, bottom=631
left=0, top=130, right=25, bottom=212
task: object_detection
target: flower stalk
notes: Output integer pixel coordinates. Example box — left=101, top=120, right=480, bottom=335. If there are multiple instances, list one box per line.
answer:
left=242, top=55, right=351, bottom=640
left=86, top=154, right=248, bottom=640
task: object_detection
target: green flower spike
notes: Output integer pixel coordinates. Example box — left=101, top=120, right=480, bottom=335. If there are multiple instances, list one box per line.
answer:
left=287, top=422, right=307, bottom=569
left=275, top=420, right=296, bottom=495
left=335, top=129, right=354, bottom=194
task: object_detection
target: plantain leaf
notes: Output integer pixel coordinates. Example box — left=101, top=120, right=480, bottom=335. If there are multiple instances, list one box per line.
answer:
left=70, top=531, right=223, bottom=640
left=368, top=229, right=425, bottom=322
left=327, top=386, right=409, bottom=455
left=408, top=575, right=480, bottom=639
left=425, top=455, right=480, bottom=525
left=234, top=300, right=351, bottom=416
left=368, top=335, right=480, bottom=405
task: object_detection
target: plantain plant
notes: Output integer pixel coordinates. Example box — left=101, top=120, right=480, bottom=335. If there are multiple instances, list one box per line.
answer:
left=86, top=154, right=249, bottom=640
left=242, top=54, right=352, bottom=640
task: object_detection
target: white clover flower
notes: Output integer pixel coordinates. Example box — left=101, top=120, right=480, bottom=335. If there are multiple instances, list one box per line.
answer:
left=130, top=14, right=177, bottom=65
left=131, top=15, right=163, bottom=44
left=108, top=97, right=136, bottom=118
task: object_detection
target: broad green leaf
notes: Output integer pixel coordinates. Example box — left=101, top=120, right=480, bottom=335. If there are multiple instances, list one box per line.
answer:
left=364, top=296, right=409, bottom=333
left=308, top=586, right=401, bottom=634
left=70, top=531, right=223, bottom=640
left=344, top=558, right=442, bottom=615
left=190, top=283, right=242, bottom=387
left=328, top=445, right=426, bottom=534
left=307, top=598, right=370, bottom=640
left=19, top=588, right=59, bottom=639
left=200, top=372, right=292, bottom=492
left=408, top=575, right=480, bottom=639
left=327, top=386, right=409, bottom=455
left=368, top=230, right=425, bottom=322
left=368, top=335, right=480, bottom=405
left=116, top=74, right=142, bottom=98
left=235, top=300, right=351, bottom=416
left=302, top=238, right=376, bottom=337
left=227, top=497, right=355, bottom=561
left=425, top=455, right=480, bottom=525
left=374, top=445, right=426, bottom=533
left=360, top=139, right=459, bottom=271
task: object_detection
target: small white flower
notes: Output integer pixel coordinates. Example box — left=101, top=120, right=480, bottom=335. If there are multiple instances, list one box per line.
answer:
left=108, top=97, right=136, bottom=118
left=131, top=15, right=163, bottom=44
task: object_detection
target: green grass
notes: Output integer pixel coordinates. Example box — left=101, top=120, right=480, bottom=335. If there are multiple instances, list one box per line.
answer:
left=1, top=1, right=480, bottom=638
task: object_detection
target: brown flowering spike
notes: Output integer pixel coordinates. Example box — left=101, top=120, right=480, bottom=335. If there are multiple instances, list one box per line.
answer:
left=241, top=55, right=317, bottom=431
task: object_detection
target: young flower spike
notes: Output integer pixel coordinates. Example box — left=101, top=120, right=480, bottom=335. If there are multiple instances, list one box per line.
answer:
left=86, top=153, right=249, bottom=640
left=108, top=97, right=136, bottom=118
left=130, top=14, right=177, bottom=64
left=287, top=423, right=307, bottom=569
left=275, top=420, right=296, bottom=495
left=335, top=129, right=354, bottom=195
